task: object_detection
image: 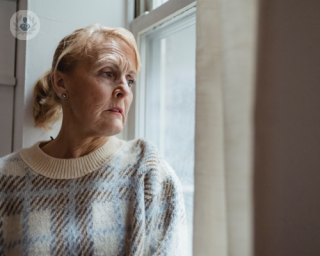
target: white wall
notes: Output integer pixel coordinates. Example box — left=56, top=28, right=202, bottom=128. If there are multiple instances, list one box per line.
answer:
left=20, top=0, right=127, bottom=149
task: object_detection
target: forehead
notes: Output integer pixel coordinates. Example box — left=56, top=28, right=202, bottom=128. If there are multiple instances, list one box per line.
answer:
left=89, top=37, right=136, bottom=73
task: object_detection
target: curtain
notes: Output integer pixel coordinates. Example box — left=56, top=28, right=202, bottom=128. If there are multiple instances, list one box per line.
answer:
left=193, top=0, right=258, bottom=255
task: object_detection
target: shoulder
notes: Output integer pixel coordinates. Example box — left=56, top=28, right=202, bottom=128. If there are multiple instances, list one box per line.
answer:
left=119, top=137, right=162, bottom=169
left=0, top=151, right=26, bottom=176
left=147, top=158, right=183, bottom=201
left=119, top=137, right=182, bottom=192
left=121, top=137, right=158, bottom=156
left=132, top=140, right=183, bottom=199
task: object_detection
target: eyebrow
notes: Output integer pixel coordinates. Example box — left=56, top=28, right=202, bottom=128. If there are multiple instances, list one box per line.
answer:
left=94, top=59, right=137, bottom=77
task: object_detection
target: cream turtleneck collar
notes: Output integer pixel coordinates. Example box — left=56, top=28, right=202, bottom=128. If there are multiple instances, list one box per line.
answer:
left=19, top=136, right=126, bottom=179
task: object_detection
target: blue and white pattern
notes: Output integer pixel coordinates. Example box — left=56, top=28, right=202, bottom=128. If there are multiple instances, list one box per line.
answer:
left=0, top=138, right=188, bottom=255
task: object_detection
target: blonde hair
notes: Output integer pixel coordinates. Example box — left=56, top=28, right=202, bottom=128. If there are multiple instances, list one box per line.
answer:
left=33, top=24, right=141, bottom=131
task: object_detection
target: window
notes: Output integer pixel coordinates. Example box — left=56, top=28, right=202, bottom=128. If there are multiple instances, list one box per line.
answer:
left=151, top=0, right=169, bottom=10
left=128, top=1, right=196, bottom=255
left=144, top=10, right=195, bottom=256
left=134, top=0, right=169, bottom=15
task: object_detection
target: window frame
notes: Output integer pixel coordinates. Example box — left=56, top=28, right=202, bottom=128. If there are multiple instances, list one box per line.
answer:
left=125, top=0, right=196, bottom=141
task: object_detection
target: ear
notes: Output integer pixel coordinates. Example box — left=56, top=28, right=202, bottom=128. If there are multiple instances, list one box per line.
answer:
left=51, top=70, right=68, bottom=96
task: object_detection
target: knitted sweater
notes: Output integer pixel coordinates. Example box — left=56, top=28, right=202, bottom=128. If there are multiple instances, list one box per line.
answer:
left=0, top=136, right=188, bottom=256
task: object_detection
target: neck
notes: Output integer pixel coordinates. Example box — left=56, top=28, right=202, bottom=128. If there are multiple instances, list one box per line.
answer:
left=41, top=131, right=111, bottom=159
left=19, top=135, right=125, bottom=179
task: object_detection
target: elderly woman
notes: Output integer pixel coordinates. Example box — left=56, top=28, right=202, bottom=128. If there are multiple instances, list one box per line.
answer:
left=0, top=24, right=188, bottom=256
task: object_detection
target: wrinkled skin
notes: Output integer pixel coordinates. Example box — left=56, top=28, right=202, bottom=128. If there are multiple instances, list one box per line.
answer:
left=41, top=37, right=137, bottom=159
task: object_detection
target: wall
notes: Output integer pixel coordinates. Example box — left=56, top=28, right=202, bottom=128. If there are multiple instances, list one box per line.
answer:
left=0, top=0, right=17, bottom=157
left=254, top=1, right=320, bottom=255
left=15, top=0, right=127, bottom=150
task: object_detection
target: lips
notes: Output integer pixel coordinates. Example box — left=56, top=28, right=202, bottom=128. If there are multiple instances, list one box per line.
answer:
left=107, top=107, right=123, bottom=114
left=107, top=110, right=122, bottom=116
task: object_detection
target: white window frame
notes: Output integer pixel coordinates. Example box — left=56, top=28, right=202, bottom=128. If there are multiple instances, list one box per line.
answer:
left=125, top=0, right=196, bottom=141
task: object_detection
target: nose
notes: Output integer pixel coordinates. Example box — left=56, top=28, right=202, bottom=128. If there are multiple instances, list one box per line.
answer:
left=113, top=75, right=131, bottom=98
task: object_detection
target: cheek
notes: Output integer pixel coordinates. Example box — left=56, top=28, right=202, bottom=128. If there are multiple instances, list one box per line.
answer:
left=96, top=85, right=114, bottom=103
left=125, top=93, right=134, bottom=113
left=71, top=79, right=112, bottom=114
left=128, top=93, right=133, bottom=106
left=88, top=78, right=109, bottom=99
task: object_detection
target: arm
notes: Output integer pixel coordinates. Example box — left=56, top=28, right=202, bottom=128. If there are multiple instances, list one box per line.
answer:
left=144, top=159, right=189, bottom=256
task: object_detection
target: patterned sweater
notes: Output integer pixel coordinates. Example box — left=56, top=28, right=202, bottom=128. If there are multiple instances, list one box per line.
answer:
left=0, top=136, right=188, bottom=256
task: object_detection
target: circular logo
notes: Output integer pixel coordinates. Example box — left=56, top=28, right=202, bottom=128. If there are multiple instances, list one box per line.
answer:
left=10, top=10, right=40, bottom=40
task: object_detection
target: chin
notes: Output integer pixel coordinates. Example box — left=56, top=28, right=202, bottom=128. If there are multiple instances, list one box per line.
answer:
left=103, top=125, right=123, bottom=136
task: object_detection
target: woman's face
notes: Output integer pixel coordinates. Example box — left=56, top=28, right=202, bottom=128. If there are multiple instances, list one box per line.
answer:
left=59, top=37, right=137, bottom=137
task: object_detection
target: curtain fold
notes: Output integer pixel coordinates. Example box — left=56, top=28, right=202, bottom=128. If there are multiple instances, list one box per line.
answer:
left=193, top=0, right=257, bottom=255
left=194, top=0, right=228, bottom=254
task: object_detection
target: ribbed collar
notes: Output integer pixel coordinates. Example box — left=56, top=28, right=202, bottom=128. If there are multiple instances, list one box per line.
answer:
left=19, top=136, right=126, bottom=179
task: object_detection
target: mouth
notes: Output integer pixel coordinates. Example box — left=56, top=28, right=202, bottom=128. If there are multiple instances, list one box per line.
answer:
left=106, top=109, right=122, bottom=116
left=107, top=107, right=123, bottom=114
left=107, top=110, right=121, bottom=113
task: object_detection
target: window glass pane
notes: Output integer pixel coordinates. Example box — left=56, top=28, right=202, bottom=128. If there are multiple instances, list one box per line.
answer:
left=144, top=15, right=195, bottom=256
left=152, top=0, right=169, bottom=10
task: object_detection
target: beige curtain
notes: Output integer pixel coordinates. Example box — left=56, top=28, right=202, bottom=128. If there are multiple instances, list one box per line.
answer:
left=193, top=0, right=258, bottom=255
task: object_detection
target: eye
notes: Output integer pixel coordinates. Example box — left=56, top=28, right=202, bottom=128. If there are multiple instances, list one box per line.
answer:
left=103, top=72, right=113, bottom=78
left=127, top=80, right=135, bottom=87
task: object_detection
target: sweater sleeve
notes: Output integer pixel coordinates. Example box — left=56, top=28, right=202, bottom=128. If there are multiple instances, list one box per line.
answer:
left=143, top=158, right=189, bottom=256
